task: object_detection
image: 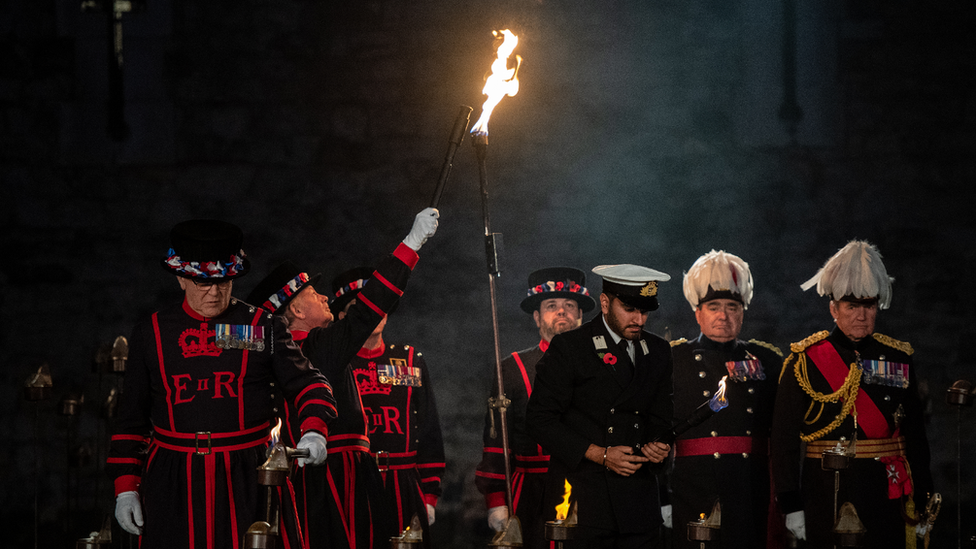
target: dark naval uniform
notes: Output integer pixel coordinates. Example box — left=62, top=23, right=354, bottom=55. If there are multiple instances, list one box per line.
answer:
left=475, top=341, right=561, bottom=549
left=771, top=328, right=933, bottom=549
left=108, top=297, right=337, bottom=549
left=526, top=317, right=673, bottom=540
left=352, top=343, right=445, bottom=544
left=667, top=334, right=781, bottom=549
left=286, top=243, right=420, bottom=549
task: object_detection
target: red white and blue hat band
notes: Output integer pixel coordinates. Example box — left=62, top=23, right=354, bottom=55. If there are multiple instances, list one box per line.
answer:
left=265, top=272, right=311, bottom=312
left=164, top=248, right=247, bottom=279
left=335, top=278, right=369, bottom=300
left=526, top=279, right=589, bottom=299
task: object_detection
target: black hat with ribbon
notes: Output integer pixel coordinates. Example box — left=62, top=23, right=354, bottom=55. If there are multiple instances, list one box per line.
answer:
left=520, top=267, right=596, bottom=314
left=331, top=266, right=379, bottom=315
left=244, top=261, right=321, bottom=314
left=161, top=219, right=250, bottom=280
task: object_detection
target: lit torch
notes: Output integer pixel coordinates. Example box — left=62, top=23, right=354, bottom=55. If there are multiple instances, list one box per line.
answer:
left=473, top=28, right=522, bottom=520
left=652, top=376, right=729, bottom=445
left=545, top=479, right=577, bottom=548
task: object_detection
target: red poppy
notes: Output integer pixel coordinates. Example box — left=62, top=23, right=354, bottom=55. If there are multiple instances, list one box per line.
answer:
left=603, top=353, right=617, bottom=365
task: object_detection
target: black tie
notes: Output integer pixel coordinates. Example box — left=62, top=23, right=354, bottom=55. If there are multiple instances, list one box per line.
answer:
left=618, top=339, right=634, bottom=367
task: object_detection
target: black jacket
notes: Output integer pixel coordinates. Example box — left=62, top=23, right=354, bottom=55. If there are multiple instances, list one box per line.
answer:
left=526, top=316, right=673, bottom=533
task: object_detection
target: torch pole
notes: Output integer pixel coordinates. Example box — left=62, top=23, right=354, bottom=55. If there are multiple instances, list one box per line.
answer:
left=430, top=105, right=473, bottom=209
left=473, top=132, right=515, bottom=513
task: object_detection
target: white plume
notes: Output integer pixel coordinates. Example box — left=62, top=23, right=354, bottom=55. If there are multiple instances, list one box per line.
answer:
left=682, top=250, right=754, bottom=310
left=800, top=240, right=893, bottom=309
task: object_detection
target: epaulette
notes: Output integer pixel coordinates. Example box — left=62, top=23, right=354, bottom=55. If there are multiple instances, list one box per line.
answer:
left=872, top=333, right=914, bottom=356
left=790, top=330, right=830, bottom=354
left=747, top=339, right=783, bottom=358
left=669, top=338, right=688, bottom=347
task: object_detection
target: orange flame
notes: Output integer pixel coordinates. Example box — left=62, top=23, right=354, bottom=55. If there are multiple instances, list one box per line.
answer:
left=554, top=478, right=572, bottom=520
left=470, top=29, right=522, bottom=136
left=270, top=418, right=282, bottom=446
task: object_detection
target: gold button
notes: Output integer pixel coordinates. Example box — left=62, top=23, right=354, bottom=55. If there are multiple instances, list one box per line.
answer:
left=703, top=390, right=711, bottom=397
left=713, top=453, right=720, bottom=459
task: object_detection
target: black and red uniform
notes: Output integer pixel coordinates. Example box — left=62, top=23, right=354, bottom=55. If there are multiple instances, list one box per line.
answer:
left=475, top=341, right=558, bottom=549
left=352, top=342, right=445, bottom=545
left=107, top=297, right=336, bottom=549
left=771, top=328, right=933, bottom=549
left=285, top=243, right=419, bottom=549
left=667, top=334, right=782, bottom=549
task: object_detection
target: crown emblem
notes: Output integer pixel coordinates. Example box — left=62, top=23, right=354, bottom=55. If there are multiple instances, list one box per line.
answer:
left=640, top=281, right=658, bottom=297
left=354, top=362, right=392, bottom=396
left=179, top=323, right=222, bottom=358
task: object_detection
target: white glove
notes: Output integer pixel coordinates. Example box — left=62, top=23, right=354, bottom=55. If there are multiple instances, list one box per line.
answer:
left=402, top=207, right=439, bottom=251
left=661, top=504, right=673, bottom=528
left=915, top=522, right=932, bottom=537
left=785, top=510, right=806, bottom=541
left=115, top=491, right=144, bottom=536
left=426, top=503, right=436, bottom=526
left=487, top=505, right=509, bottom=532
left=296, top=431, right=328, bottom=467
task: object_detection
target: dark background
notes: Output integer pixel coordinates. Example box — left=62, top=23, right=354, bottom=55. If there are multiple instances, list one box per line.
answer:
left=2, top=0, right=974, bottom=547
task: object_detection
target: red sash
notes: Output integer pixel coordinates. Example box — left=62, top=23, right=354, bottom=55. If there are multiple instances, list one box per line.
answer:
left=806, top=341, right=890, bottom=439
left=807, top=341, right=912, bottom=498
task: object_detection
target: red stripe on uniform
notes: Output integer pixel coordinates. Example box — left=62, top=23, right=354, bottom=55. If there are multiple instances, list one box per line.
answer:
left=205, top=453, right=215, bottom=549
left=111, top=434, right=147, bottom=442
left=512, top=352, right=532, bottom=398
left=186, top=454, right=196, bottom=549
left=372, top=271, right=404, bottom=297
left=295, top=382, right=332, bottom=404
left=152, top=312, right=176, bottom=430
left=106, top=457, right=142, bottom=465
left=357, top=293, right=385, bottom=317
left=224, top=451, right=239, bottom=549
left=326, top=459, right=354, bottom=546
left=392, top=242, right=419, bottom=269
left=298, top=398, right=336, bottom=416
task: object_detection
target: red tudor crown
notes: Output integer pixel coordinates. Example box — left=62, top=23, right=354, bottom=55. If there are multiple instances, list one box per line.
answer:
left=354, top=363, right=392, bottom=396
left=179, top=323, right=222, bottom=358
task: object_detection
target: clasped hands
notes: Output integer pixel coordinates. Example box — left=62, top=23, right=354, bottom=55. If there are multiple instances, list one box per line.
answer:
left=587, top=442, right=670, bottom=476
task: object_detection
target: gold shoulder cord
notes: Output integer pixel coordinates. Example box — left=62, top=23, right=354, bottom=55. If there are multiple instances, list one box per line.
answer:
left=791, top=331, right=863, bottom=442
left=670, top=338, right=687, bottom=348
left=873, top=333, right=914, bottom=356
left=748, top=339, right=783, bottom=357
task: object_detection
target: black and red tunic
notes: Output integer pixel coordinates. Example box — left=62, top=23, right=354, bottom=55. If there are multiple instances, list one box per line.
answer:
left=353, top=342, right=445, bottom=544
left=475, top=341, right=556, bottom=549
left=107, top=297, right=336, bottom=549
left=286, top=243, right=419, bottom=549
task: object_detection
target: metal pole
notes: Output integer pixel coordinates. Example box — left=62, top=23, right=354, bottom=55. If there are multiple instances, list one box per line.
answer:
left=473, top=133, right=515, bottom=513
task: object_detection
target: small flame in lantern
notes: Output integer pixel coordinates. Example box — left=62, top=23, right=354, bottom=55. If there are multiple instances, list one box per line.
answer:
left=708, top=376, right=729, bottom=412
left=470, top=29, right=522, bottom=137
left=270, top=418, right=282, bottom=447
left=554, top=478, right=572, bottom=520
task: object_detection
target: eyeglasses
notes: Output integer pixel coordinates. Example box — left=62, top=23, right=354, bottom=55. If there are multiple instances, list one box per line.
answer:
left=190, top=278, right=232, bottom=289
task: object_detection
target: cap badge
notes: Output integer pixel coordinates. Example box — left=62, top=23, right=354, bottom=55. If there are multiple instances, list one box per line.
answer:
left=640, top=281, right=658, bottom=297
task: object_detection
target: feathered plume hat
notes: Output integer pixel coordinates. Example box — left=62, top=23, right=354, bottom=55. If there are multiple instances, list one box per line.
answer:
left=682, top=250, right=754, bottom=311
left=800, top=240, right=893, bottom=309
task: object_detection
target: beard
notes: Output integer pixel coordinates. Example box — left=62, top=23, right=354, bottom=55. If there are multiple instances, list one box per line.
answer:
left=539, top=316, right=580, bottom=342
